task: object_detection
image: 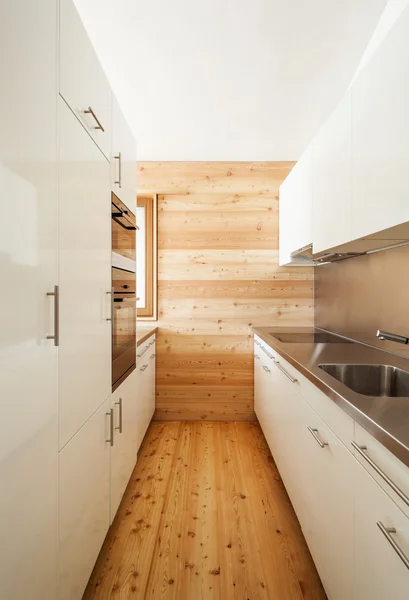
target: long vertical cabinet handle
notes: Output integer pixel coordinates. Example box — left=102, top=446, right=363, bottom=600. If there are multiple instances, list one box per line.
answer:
left=106, top=408, right=114, bottom=446
left=84, top=106, right=105, bottom=131
left=377, top=522, right=409, bottom=570
left=115, top=398, right=123, bottom=433
left=114, top=152, right=122, bottom=187
left=46, top=285, right=59, bottom=346
left=106, top=288, right=113, bottom=322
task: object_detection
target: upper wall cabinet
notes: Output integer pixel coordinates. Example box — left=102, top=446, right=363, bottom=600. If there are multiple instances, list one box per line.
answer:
left=112, top=96, right=137, bottom=211
left=312, top=92, right=352, bottom=254
left=59, top=0, right=112, bottom=159
left=351, top=5, right=409, bottom=241
left=279, top=146, right=312, bottom=266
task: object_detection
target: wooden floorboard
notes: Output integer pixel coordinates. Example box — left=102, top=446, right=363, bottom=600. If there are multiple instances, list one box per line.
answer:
left=83, top=422, right=326, bottom=600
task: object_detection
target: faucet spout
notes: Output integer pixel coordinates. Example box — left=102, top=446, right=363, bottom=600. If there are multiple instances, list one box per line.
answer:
left=376, top=330, right=409, bottom=345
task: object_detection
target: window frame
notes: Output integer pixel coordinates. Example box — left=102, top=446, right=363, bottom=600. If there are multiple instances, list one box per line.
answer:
left=136, top=193, right=158, bottom=320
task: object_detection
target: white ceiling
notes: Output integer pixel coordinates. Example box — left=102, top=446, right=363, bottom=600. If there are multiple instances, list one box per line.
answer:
left=74, top=0, right=387, bottom=161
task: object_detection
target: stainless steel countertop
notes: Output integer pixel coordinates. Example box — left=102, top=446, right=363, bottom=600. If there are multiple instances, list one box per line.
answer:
left=253, top=326, right=409, bottom=469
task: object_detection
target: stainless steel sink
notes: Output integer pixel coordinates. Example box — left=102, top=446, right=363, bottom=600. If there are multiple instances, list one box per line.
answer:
left=318, top=364, right=409, bottom=397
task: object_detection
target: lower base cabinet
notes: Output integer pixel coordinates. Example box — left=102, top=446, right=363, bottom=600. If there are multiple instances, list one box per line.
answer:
left=58, top=397, right=111, bottom=600
left=136, top=340, right=156, bottom=450
left=110, top=369, right=139, bottom=521
left=254, top=335, right=409, bottom=600
left=354, top=460, right=409, bottom=600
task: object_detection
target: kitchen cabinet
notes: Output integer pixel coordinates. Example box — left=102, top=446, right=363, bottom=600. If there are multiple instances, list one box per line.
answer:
left=58, top=97, right=112, bottom=450
left=351, top=5, right=409, bottom=242
left=59, top=397, right=111, bottom=600
left=279, top=146, right=312, bottom=266
left=110, top=369, right=138, bottom=521
left=59, top=0, right=112, bottom=158
left=312, top=92, right=352, bottom=254
left=112, top=95, right=137, bottom=212
left=354, top=460, right=409, bottom=600
left=0, top=0, right=59, bottom=598
left=136, top=335, right=156, bottom=450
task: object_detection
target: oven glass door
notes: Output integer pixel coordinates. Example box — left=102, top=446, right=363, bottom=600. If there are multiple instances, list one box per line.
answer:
left=112, top=266, right=136, bottom=390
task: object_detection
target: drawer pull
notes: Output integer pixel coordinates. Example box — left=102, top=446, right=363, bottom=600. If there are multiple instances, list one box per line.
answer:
left=308, top=426, right=328, bottom=448
left=262, top=365, right=271, bottom=374
left=274, top=360, right=298, bottom=383
left=254, top=354, right=260, bottom=360
left=254, top=339, right=261, bottom=346
left=260, top=346, right=274, bottom=360
left=140, top=364, right=148, bottom=372
left=115, top=397, right=123, bottom=433
left=106, top=409, right=114, bottom=446
left=84, top=106, right=105, bottom=131
left=352, top=442, right=409, bottom=508
left=150, top=353, right=156, bottom=359
left=377, top=521, right=409, bottom=570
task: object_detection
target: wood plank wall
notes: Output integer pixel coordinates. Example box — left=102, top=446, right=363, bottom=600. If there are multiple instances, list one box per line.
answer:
left=138, top=162, right=314, bottom=421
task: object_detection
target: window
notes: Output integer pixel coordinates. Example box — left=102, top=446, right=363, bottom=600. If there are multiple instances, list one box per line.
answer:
left=136, top=194, right=158, bottom=320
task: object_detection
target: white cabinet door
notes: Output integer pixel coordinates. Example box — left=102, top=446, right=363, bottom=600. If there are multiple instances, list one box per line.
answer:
left=112, top=95, right=137, bottom=212
left=58, top=98, right=111, bottom=449
left=354, top=460, right=409, bottom=600
left=59, top=397, right=111, bottom=600
left=110, top=369, right=138, bottom=521
left=351, top=6, right=409, bottom=240
left=279, top=146, right=312, bottom=266
left=291, top=397, right=354, bottom=600
left=312, top=92, right=352, bottom=253
left=59, top=0, right=112, bottom=158
left=0, top=1, right=58, bottom=598
left=147, top=342, right=156, bottom=423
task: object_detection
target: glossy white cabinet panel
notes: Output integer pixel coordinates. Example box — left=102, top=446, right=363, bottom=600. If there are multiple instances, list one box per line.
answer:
left=58, top=99, right=111, bottom=449
left=136, top=338, right=156, bottom=452
left=112, top=95, right=137, bottom=212
left=0, top=0, right=58, bottom=598
left=354, top=460, right=409, bottom=600
left=312, top=92, right=352, bottom=254
left=110, top=370, right=138, bottom=520
left=351, top=6, right=409, bottom=240
left=59, top=397, right=111, bottom=600
left=279, top=146, right=312, bottom=266
left=59, top=0, right=112, bottom=158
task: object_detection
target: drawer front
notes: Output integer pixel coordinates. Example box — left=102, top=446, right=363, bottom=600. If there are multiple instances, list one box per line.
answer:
left=354, top=459, right=409, bottom=600
left=59, top=0, right=112, bottom=158
left=254, top=335, right=354, bottom=449
left=137, top=334, right=156, bottom=361
left=354, top=423, right=409, bottom=520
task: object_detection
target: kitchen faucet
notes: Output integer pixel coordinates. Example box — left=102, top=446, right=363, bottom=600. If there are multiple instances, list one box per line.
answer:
left=376, top=330, right=409, bottom=345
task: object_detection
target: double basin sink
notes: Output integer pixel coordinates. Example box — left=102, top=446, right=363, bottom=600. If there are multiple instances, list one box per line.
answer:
left=319, top=364, right=409, bottom=398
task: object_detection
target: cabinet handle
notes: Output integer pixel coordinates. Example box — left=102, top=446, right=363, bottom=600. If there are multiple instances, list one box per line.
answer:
left=106, top=288, right=113, bottom=321
left=377, top=521, right=409, bottom=570
left=254, top=339, right=261, bottom=346
left=84, top=106, right=105, bottom=131
left=46, top=285, right=59, bottom=347
left=150, top=353, right=156, bottom=359
left=274, top=360, right=298, bottom=383
left=260, top=346, right=274, bottom=360
left=307, top=426, right=328, bottom=448
left=140, top=364, right=148, bottom=372
left=262, top=365, right=271, bottom=374
left=114, top=152, right=122, bottom=187
left=106, top=408, right=114, bottom=446
left=115, top=397, right=123, bottom=433
left=254, top=354, right=260, bottom=360
left=352, top=442, right=409, bottom=508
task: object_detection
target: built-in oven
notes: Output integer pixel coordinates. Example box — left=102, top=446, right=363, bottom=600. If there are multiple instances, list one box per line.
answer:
left=111, top=193, right=137, bottom=391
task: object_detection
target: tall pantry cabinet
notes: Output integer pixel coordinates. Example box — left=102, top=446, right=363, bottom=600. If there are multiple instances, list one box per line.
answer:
left=0, top=0, right=139, bottom=599
left=0, top=0, right=59, bottom=599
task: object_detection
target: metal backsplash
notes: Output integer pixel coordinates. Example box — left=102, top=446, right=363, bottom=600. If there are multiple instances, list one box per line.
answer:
left=315, top=243, right=409, bottom=360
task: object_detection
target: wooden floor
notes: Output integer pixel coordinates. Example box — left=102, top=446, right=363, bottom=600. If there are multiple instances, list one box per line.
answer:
left=83, top=422, right=326, bottom=600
